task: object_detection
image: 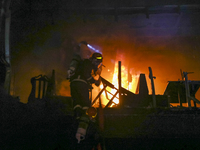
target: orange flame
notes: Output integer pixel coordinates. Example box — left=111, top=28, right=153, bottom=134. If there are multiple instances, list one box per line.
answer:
left=100, top=61, right=139, bottom=107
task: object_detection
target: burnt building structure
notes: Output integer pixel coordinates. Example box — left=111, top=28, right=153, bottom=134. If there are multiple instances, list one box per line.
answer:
left=1, top=0, right=200, bottom=149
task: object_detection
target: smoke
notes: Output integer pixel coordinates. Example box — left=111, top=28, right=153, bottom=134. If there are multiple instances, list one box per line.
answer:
left=11, top=26, right=78, bottom=102
left=11, top=13, right=200, bottom=103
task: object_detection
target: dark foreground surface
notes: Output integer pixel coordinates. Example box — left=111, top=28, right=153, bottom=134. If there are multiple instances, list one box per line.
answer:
left=0, top=90, right=102, bottom=150
left=1, top=91, right=200, bottom=150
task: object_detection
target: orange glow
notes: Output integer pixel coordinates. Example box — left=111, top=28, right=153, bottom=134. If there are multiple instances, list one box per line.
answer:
left=100, top=61, right=139, bottom=107
left=170, top=101, right=200, bottom=108
left=58, top=80, right=71, bottom=96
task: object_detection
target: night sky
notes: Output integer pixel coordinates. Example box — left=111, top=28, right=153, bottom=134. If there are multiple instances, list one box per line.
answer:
left=10, top=4, right=200, bottom=103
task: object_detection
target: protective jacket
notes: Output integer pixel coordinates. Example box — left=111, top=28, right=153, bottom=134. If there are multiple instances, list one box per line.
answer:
left=70, top=58, right=101, bottom=86
left=69, top=56, right=101, bottom=114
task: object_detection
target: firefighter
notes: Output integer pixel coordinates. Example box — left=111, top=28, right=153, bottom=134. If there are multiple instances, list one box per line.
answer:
left=68, top=48, right=103, bottom=119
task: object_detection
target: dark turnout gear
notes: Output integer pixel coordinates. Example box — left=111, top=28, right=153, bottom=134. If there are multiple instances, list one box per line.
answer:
left=68, top=52, right=103, bottom=119
left=70, top=59, right=101, bottom=85
left=75, top=107, right=98, bottom=143
left=70, top=59, right=101, bottom=115
left=70, top=81, right=90, bottom=118
left=68, top=48, right=103, bottom=148
left=67, top=54, right=82, bottom=80
left=75, top=114, right=90, bottom=143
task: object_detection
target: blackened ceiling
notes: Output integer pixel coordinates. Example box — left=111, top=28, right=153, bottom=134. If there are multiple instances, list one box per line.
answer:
left=11, top=0, right=200, bottom=18
left=9, top=0, right=200, bottom=44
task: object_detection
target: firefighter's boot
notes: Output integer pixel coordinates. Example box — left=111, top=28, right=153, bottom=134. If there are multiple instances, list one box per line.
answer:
left=75, top=114, right=90, bottom=143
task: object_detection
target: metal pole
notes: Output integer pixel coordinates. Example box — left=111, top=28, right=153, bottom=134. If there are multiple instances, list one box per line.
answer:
left=183, top=72, right=191, bottom=108
left=3, top=0, right=11, bottom=94
left=118, top=61, right=121, bottom=107
left=92, top=85, right=107, bottom=106
left=178, top=83, right=182, bottom=107
left=148, top=67, right=156, bottom=108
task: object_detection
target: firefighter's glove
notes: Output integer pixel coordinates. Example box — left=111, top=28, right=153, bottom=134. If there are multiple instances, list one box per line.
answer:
left=95, top=79, right=100, bottom=86
left=96, top=67, right=102, bottom=75
left=76, top=132, right=85, bottom=143
left=91, top=70, right=100, bottom=81
left=67, top=69, right=75, bottom=79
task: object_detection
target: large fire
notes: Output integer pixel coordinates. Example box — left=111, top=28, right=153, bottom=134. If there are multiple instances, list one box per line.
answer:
left=99, top=61, right=139, bottom=107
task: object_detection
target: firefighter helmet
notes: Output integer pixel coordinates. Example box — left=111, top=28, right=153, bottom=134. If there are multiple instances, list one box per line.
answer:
left=86, top=107, right=97, bottom=118
left=90, top=53, right=103, bottom=62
